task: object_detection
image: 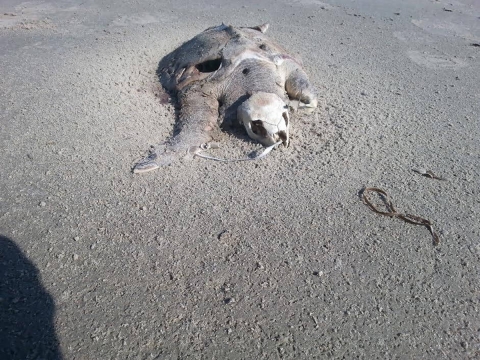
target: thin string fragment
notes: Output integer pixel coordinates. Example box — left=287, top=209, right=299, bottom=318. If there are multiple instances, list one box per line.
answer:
left=194, top=141, right=282, bottom=162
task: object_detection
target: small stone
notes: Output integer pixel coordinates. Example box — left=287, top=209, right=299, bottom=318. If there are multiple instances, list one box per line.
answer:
left=90, top=243, right=96, bottom=250
left=73, top=254, right=79, bottom=261
left=224, top=297, right=235, bottom=304
left=360, top=91, right=368, bottom=96
left=226, top=328, right=233, bottom=334
left=74, top=236, right=80, bottom=241
left=141, top=206, right=147, bottom=211
left=39, top=201, right=46, bottom=207
left=218, top=229, right=230, bottom=240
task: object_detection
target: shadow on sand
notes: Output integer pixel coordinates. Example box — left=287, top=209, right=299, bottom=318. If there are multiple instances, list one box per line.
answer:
left=0, top=235, right=62, bottom=360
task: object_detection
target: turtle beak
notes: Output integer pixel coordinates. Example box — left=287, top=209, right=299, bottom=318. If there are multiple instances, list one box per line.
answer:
left=278, top=110, right=290, bottom=147
left=278, top=129, right=289, bottom=147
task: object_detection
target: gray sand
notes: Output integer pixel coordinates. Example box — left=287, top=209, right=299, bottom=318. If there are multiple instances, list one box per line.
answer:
left=1, top=0, right=479, bottom=358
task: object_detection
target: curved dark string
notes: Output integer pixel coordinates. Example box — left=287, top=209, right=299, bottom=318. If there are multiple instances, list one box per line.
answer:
left=362, top=187, right=440, bottom=246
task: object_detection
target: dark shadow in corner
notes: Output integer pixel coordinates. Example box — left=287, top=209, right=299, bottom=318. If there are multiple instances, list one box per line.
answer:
left=0, top=235, right=63, bottom=360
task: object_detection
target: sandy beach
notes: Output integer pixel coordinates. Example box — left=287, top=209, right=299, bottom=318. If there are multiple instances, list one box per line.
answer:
left=1, top=0, right=479, bottom=358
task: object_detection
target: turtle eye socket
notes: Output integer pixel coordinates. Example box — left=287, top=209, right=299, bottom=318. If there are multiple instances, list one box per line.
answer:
left=195, top=58, right=222, bottom=73
left=251, top=120, right=267, bottom=137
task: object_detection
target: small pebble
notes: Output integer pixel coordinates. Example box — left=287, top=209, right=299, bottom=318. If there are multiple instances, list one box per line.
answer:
left=73, top=254, right=79, bottom=261
left=224, top=297, right=235, bottom=304
left=90, top=243, right=96, bottom=250
left=141, top=206, right=147, bottom=211
left=360, top=91, right=368, bottom=96
left=74, top=236, right=80, bottom=241
left=218, top=229, right=230, bottom=240
left=39, top=201, right=46, bottom=207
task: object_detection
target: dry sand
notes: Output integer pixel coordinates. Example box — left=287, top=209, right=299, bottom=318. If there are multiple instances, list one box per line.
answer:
left=1, top=0, right=479, bottom=358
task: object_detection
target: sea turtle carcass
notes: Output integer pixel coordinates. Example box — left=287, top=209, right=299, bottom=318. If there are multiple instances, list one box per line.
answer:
left=134, top=23, right=317, bottom=173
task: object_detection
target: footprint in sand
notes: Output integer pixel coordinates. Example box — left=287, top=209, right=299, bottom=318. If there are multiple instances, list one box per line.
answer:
left=411, top=18, right=480, bottom=42
left=393, top=31, right=435, bottom=44
left=396, top=16, right=475, bottom=69
left=286, top=0, right=334, bottom=10
left=111, top=13, right=176, bottom=27
left=407, top=50, right=467, bottom=69
left=0, top=12, right=55, bottom=30
left=1, top=1, right=87, bottom=30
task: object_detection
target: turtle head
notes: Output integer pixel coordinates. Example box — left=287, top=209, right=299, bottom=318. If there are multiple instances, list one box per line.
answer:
left=237, top=92, right=290, bottom=147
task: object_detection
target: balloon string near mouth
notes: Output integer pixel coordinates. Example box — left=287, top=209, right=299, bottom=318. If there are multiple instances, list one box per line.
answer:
left=193, top=141, right=282, bottom=162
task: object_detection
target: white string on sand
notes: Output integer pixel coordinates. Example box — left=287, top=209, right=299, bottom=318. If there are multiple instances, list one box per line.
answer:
left=134, top=141, right=282, bottom=173
left=194, top=141, right=282, bottom=162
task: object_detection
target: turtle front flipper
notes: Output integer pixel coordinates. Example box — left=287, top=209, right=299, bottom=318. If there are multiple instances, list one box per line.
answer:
left=174, top=85, right=220, bottom=143
left=133, top=85, right=219, bottom=174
